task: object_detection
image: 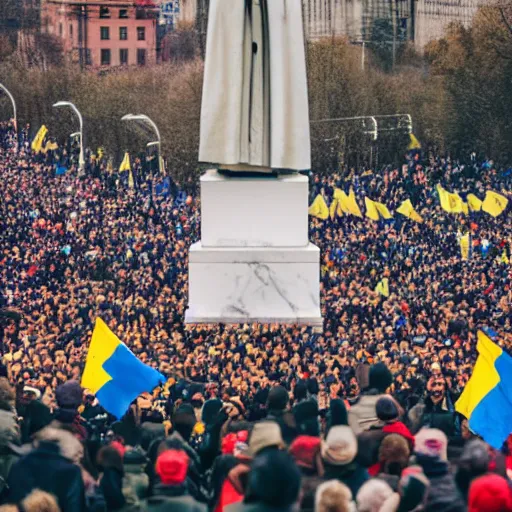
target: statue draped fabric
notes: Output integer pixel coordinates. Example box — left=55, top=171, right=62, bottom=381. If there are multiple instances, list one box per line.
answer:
left=199, top=0, right=311, bottom=172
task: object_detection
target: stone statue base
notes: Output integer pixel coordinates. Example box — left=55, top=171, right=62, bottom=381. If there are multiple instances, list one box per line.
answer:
left=185, top=170, right=322, bottom=326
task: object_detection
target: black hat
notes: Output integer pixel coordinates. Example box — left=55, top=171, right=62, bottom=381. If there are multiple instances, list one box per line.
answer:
left=376, top=396, right=399, bottom=422
left=246, top=451, right=301, bottom=507
left=293, top=399, right=319, bottom=437
left=326, top=399, right=349, bottom=434
left=369, top=363, right=393, bottom=393
left=267, top=386, right=289, bottom=411
left=201, top=398, right=223, bottom=425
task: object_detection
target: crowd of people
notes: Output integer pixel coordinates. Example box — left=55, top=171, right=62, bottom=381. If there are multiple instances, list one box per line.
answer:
left=0, top=119, right=511, bottom=511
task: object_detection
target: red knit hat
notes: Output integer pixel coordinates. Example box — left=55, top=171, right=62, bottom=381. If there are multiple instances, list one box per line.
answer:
left=289, top=435, right=321, bottom=471
left=469, top=474, right=512, bottom=512
left=110, top=441, right=126, bottom=458
left=155, top=450, right=189, bottom=486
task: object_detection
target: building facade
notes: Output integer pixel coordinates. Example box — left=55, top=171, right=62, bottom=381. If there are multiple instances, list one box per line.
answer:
left=41, top=0, right=158, bottom=67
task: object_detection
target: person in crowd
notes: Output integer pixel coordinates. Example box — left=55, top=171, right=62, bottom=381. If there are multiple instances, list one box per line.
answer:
left=315, top=480, right=354, bottom=512
left=467, top=474, right=512, bottom=512
left=321, top=426, right=368, bottom=497
left=0, top=490, right=61, bottom=512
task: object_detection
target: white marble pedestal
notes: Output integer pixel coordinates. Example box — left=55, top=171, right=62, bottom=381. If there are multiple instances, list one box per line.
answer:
left=185, top=171, right=322, bottom=326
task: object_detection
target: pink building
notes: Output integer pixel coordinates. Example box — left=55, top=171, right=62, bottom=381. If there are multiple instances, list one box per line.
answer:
left=41, top=0, right=158, bottom=67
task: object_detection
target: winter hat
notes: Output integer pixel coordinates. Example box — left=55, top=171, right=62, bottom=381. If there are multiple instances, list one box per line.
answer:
left=246, top=451, right=301, bottom=508
left=369, top=363, right=393, bottom=393
left=379, top=434, right=410, bottom=473
left=356, top=479, right=394, bottom=512
left=459, top=439, right=490, bottom=474
left=155, top=449, right=189, bottom=486
left=172, top=403, right=196, bottom=442
left=468, top=474, right=512, bottom=512
left=249, top=421, right=284, bottom=456
left=321, top=426, right=357, bottom=466
left=110, top=441, right=126, bottom=458
left=201, top=398, right=223, bottom=425
left=123, top=447, right=148, bottom=466
left=267, top=386, right=289, bottom=411
left=315, top=480, right=354, bottom=512
left=294, top=380, right=308, bottom=401
left=414, top=428, right=448, bottom=461
left=326, top=399, right=349, bottom=433
left=376, top=396, right=399, bottom=422
left=397, top=470, right=430, bottom=512
left=294, top=399, right=319, bottom=436
left=289, top=435, right=322, bottom=472
left=55, top=380, right=83, bottom=410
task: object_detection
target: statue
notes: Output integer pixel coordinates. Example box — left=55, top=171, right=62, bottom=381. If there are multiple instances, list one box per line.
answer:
left=199, top=0, right=311, bottom=173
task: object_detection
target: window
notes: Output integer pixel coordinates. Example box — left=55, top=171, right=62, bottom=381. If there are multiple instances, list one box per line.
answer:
left=85, top=48, right=92, bottom=65
left=59, top=23, right=63, bottom=36
left=137, top=27, right=145, bottom=41
left=69, top=24, right=73, bottom=40
left=101, top=49, right=111, bottom=66
left=99, top=7, right=110, bottom=18
left=120, top=49, right=128, bottom=65
left=137, top=48, right=146, bottom=66
left=119, top=27, right=128, bottom=40
left=119, top=8, right=128, bottom=19
left=100, top=26, right=110, bottom=40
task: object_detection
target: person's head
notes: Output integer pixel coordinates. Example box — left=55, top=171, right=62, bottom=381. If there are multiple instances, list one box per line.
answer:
left=428, top=376, right=446, bottom=405
left=155, top=449, right=189, bottom=487
left=0, top=378, right=15, bottom=411
left=294, top=380, right=308, bottom=402
left=321, top=426, right=357, bottom=466
left=369, top=363, right=393, bottom=393
left=289, top=435, right=323, bottom=476
left=397, top=469, right=430, bottom=512
left=379, top=434, right=410, bottom=476
left=293, top=399, right=319, bottom=437
left=96, top=445, right=124, bottom=473
left=172, top=403, right=196, bottom=442
left=267, top=386, right=289, bottom=411
left=201, top=398, right=223, bottom=426
left=249, top=421, right=284, bottom=456
left=459, top=439, right=490, bottom=477
left=376, top=396, right=400, bottom=423
left=468, top=474, right=512, bottom=512
left=11, top=490, right=61, bottom=512
left=356, top=479, right=395, bottom=512
left=55, top=380, right=82, bottom=411
left=315, top=480, right=353, bottom=512
left=245, top=450, right=301, bottom=508
left=415, top=428, right=448, bottom=462
left=326, top=399, right=348, bottom=434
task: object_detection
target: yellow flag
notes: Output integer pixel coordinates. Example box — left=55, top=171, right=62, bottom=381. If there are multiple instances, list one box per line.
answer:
left=482, top=191, right=508, bottom=217
left=334, top=189, right=351, bottom=214
left=128, top=169, right=135, bottom=189
left=41, top=141, right=58, bottom=154
left=467, top=194, right=482, bottom=212
left=437, top=184, right=464, bottom=213
left=396, top=199, right=423, bottom=223
left=347, top=188, right=363, bottom=218
left=308, top=194, right=329, bottom=220
left=460, top=233, right=470, bottom=260
left=31, top=125, right=48, bottom=154
left=408, top=133, right=421, bottom=150
left=97, top=147, right=105, bottom=159
left=374, top=201, right=393, bottom=220
left=375, top=278, right=390, bottom=297
left=437, top=184, right=450, bottom=212
left=119, top=152, right=131, bottom=172
left=365, top=197, right=380, bottom=221
left=501, top=250, right=510, bottom=265
left=461, top=201, right=469, bottom=215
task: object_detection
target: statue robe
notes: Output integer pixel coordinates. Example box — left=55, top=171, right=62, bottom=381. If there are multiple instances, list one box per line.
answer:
left=199, top=0, right=311, bottom=172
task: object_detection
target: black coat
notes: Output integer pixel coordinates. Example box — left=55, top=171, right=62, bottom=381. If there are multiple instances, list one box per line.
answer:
left=4, top=442, right=86, bottom=512
left=323, top=461, right=369, bottom=498
left=139, top=484, right=207, bottom=512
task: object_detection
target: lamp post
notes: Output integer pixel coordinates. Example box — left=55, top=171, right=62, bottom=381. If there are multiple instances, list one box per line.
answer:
left=0, top=83, right=17, bottom=152
left=53, top=101, right=85, bottom=171
left=121, top=114, right=163, bottom=175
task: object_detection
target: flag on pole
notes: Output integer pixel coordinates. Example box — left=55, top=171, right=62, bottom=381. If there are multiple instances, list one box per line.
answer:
left=119, top=152, right=131, bottom=172
left=396, top=199, right=423, bottom=223
left=365, top=198, right=392, bottom=221
left=31, top=125, right=48, bottom=154
left=81, top=318, right=166, bottom=419
left=467, top=194, right=482, bottom=212
left=408, top=133, right=421, bottom=150
left=455, top=331, right=512, bottom=448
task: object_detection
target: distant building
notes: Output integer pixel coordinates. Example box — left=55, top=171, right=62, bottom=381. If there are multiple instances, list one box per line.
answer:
left=41, top=0, right=158, bottom=67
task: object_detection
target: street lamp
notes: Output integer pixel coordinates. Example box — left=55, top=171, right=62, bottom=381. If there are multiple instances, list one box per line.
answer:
left=53, top=101, right=85, bottom=171
left=122, top=114, right=163, bottom=174
left=0, top=83, right=17, bottom=152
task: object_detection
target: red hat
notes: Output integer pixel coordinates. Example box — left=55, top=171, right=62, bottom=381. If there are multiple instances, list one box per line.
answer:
left=289, top=435, right=321, bottom=471
left=155, top=450, right=189, bottom=486
left=110, top=441, right=126, bottom=458
left=222, top=433, right=237, bottom=455
left=469, top=474, right=512, bottom=512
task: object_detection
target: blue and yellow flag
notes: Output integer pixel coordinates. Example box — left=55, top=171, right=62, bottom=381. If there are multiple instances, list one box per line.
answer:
left=81, top=318, right=165, bottom=419
left=456, top=331, right=512, bottom=448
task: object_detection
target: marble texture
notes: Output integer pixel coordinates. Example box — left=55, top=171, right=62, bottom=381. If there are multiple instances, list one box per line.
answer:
left=200, top=170, right=309, bottom=248
left=186, top=242, right=322, bottom=325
